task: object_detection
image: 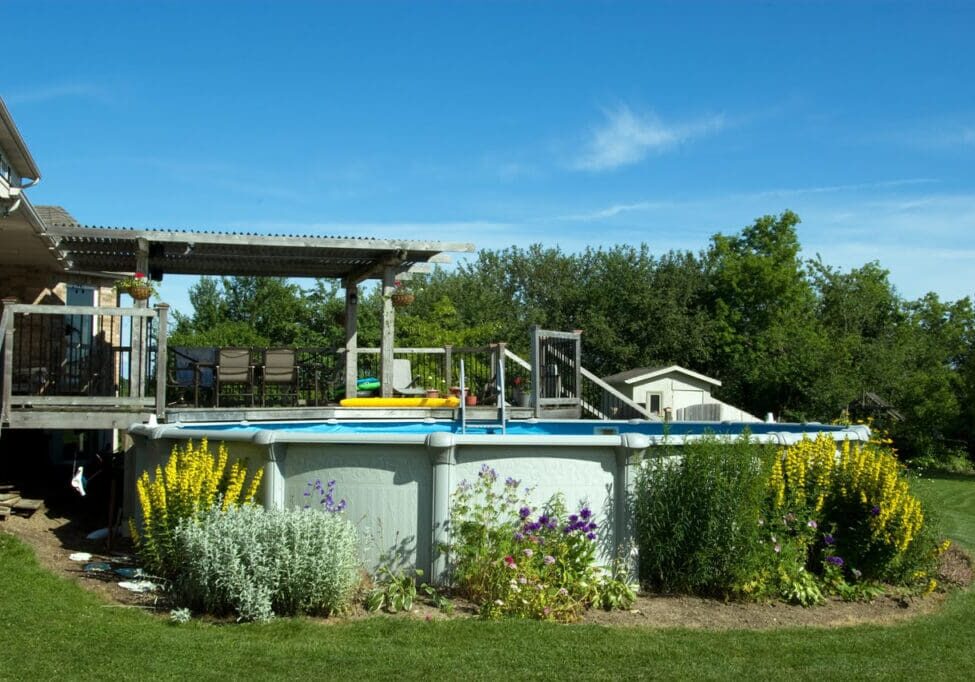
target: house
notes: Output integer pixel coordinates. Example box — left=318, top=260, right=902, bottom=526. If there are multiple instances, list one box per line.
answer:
left=601, top=364, right=760, bottom=422
left=1, top=99, right=119, bottom=478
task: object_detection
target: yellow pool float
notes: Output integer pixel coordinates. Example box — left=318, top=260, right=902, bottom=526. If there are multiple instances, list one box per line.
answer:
left=339, top=396, right=461, bottom=408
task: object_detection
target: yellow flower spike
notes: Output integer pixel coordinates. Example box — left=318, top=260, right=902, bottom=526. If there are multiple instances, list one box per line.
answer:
left=130, top=438, right=264, bottom=577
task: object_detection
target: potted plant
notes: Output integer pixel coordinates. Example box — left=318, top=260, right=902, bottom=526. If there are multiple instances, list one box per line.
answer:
left=513, top=376, right=531, bottom=407
left=114, top=272, right=156, bottom=301
left=390, top=281, right=414, bottom=308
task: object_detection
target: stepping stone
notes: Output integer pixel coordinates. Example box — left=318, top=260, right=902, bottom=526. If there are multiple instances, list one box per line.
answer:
left=12, top=498, right=42, bottom=511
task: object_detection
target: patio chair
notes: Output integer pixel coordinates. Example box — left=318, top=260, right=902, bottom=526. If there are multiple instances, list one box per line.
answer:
left=215, top=347, right=256, bottom=406
left=392, top=358, right=426, bottom=397
left=167, top=347, right=216, bottom=406
left=262, top=347, right=298, bottom=406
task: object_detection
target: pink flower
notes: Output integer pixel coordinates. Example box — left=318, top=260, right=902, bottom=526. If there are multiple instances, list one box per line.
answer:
left=503, top=555, right=517, bottom=569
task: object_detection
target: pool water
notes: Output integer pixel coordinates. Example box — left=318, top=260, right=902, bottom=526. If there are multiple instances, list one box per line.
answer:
left=185, top=419, right=847, bottom=438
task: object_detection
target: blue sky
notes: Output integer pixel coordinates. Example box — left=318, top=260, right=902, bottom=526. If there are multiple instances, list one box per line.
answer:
left=7, top=1, right=975, bottom=314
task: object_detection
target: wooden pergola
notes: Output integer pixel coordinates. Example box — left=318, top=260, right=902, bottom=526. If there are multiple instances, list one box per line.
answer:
left=43, top=222, right=475, bottom=399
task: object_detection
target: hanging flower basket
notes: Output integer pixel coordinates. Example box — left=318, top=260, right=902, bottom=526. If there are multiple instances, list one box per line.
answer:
left=114, top=272, right=156, bottom=301
left=391, top=292, right=415, bottom=308
left=127, top=285, right=153, bottom=301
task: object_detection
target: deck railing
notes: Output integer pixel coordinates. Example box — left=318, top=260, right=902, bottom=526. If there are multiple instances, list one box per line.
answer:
left=0, top=299, right=656, bottom=424
left=1, top=302, right=168, bottom=424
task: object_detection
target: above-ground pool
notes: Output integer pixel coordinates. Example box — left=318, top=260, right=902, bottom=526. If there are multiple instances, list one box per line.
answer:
left=128, top=418, right=870, bottom=581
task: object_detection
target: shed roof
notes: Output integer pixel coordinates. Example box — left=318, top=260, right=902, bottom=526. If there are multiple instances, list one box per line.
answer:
left=602, top=364, right=721, bottom=387
left=36, top=207, right=475, bottom=282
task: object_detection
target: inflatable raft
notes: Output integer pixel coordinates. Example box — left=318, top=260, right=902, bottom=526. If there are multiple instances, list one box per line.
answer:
left=339, top=396, right=461, bottom=408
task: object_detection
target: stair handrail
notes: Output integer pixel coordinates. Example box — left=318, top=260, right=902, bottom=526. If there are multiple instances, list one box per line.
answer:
left=502, top=347, right=655, bottom=420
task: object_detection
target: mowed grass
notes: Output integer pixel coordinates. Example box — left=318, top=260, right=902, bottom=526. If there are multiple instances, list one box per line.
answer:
left=2, top=476, right=975, bottom=681
left=914, top=472, right=975, bottom=551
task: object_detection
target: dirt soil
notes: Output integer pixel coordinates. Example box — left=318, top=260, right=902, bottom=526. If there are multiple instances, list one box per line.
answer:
left=2, top=504, right=971, bottom=630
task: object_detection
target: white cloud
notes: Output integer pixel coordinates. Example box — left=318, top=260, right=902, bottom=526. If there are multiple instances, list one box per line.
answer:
left=572, top=105, right=726, bottom=172
left=6, top=83, right=105, bottom=105
left=551, top=201, right=673, bottom=222
left=894, top=123, right=975, bottom=150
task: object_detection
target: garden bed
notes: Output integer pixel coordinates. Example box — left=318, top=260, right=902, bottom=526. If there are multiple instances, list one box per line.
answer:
left=3, top=503, right=970, bottom=631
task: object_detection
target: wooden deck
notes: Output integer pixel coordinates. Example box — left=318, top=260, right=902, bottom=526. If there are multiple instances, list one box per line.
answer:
left=2, top=303, right=654, bottom=435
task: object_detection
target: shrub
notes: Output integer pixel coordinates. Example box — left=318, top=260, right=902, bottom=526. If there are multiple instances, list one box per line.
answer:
left=633, top=435, right=772, bottom=597
left=761, top=435, right=940, bottom=596
left=447, top=465, right=634, bottom=622
left=172, top=502, right=360, bottom=622
left=131, top=438, right=263, bottom=578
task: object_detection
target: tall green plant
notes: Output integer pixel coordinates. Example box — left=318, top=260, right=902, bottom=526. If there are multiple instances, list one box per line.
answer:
left=633, top=435, right=773, bottom=596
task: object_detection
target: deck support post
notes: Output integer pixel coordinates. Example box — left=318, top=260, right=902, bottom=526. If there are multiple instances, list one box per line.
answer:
left=154, top=304, right=169, bottom=419
left=343, top=283, right=359, bottom=400
left=1, top=298, right=16, bottom=424
left=129, top=240, right=150, bottom=400
left=379, top=267, right=396, bottom=398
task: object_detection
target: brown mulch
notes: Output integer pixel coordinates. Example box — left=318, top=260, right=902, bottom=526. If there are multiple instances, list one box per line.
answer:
left=2, top=503, right=971, bottom=630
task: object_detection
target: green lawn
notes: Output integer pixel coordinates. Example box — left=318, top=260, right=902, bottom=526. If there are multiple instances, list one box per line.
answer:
left=914, top=473, right=975, bottom=551
left=2, top=475, right=975, bottom=680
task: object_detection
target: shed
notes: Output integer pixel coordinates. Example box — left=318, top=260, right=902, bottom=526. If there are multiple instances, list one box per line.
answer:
left=601, top=365, right=759, bottom=422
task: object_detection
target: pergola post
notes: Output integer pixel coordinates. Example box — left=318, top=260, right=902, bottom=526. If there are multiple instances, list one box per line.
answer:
left=130, top=239, right=150, bottom=399
left=379, top=267, right=396, bottom=398
left=343, top=283, right=359, bottom=400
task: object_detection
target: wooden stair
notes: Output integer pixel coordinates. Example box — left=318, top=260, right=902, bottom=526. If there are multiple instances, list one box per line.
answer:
left=0, top=489, right=43, bottom=519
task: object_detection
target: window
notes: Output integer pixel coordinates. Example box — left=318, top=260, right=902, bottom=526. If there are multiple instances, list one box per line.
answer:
left=647, top=392, right=662, bottom=415
left=0, top=149, right=11, bottom=183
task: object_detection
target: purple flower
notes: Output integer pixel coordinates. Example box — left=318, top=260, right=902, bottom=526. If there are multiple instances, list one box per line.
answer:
left=807, top=520, right=817, bottom=530
left=568, top=514, right=579, bottom=524
left=543, top=555, right=555, bottom=565
left=505, top=477, right=520, bottom=488
left=587, top=521, right=598, bottom=531
left=579, top=507, right=593, bottom=520
left=823, top=534, right=835, bottom=546
left=538, top=514, right=549, bottom=526
left=478, top=464, right=498, bottom=482
left=827, top=556, right=844, bottom=567
left=514, top=532, right=525, bottom=542
left=586, top=532, right=597, bottom=541
left=871, top=506, right=881, bottom=517
left=519, top=506, right=532, bottom=519
left=522, top=548, right=534, bottom=558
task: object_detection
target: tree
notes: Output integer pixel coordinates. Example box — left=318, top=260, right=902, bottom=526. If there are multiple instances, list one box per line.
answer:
left=704, top=211, right=828, bottom=419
